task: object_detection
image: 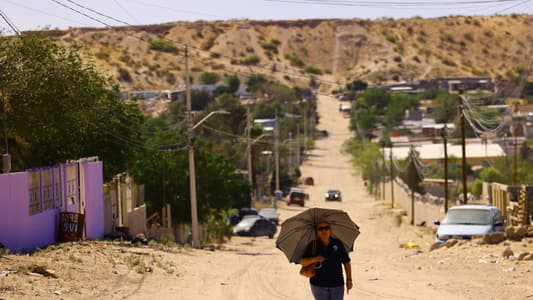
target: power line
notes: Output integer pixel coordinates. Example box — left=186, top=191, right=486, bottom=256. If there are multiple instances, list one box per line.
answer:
left=0, top=8, right=20, bottom=35
left=49, top=0, right=110, bottom=27
left=0, top=0, right=94, bottom=28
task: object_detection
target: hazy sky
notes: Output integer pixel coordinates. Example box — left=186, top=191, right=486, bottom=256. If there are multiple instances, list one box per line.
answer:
left=1, top=0, right=532, bottom=34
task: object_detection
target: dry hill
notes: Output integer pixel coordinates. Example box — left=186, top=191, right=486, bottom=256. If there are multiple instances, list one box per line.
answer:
left=42, top=15, right=533, bottom=92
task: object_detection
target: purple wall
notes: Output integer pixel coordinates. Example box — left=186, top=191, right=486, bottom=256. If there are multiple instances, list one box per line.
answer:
left=83, top=162, right=104, bottom=240
left=0, top=161, right=105, bottom=252
left=0, top=172, right=58, bottom=252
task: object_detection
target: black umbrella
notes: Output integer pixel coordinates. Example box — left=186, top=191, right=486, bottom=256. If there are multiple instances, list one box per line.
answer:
left=276, top=207, right=360, bottom=263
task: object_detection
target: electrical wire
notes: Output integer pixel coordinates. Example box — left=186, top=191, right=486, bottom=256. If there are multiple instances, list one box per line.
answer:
left=0, top=8, right=20, bottom=35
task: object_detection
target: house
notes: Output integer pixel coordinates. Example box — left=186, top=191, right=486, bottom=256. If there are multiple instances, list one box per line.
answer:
left=384, top=143, right=506, bottom=165
left=235, top=84, right=256, bottom=100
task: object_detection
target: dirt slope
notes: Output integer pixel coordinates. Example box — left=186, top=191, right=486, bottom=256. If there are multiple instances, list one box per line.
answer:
left=38, top=15, right=533, bottom=92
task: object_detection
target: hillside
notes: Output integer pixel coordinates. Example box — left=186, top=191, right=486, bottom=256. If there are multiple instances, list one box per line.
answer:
left=43, top=15, right=533, bottom=92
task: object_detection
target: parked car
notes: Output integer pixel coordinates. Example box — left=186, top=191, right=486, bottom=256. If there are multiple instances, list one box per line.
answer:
left=434, top=205, right=505, bottom=243
left=288, top=189, right=306, bottom=207
left=259, top=208, right=280, bottom=225
left=233, top=217, right=277, bottom=238
left=325, top=189, right=342, bottom=201
left=230, top=207, right=258, bottom=226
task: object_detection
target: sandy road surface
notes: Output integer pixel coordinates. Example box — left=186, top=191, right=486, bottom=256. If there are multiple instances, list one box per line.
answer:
left=2, top=94, right=533, bottom=300
left=146, top=94, right=533, bottom=300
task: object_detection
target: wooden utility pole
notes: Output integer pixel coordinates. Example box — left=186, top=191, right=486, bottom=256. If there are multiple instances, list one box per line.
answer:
left=274, top=110, right=279, bottom=209
left=185, top=45, right=200, bottom=249
left=382, top=145, right=386, bottom=201
left=459, top=94, right=468, bottom=204
left=389, top=148, right=395, bottom=208
left=442, top=125, right=449, bottom=213
left=247, top=105, right=253, bottom=206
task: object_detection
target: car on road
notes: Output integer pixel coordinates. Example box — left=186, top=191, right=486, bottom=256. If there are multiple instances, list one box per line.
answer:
left=233, top=217, right=277, bottom=238
left=434, top=205, right=505, bottom=243
left=287, top=189, right=306, bottom=207
left=325, top=189, right=342, bottom=201
left=229, top=207, right=258, bottom=226
left=258, top=208, right=280, bottom=225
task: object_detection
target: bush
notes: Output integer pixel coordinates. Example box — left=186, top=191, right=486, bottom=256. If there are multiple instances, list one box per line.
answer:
left=118, top=68, right=132, bottom=82
left=289, top=54, right=305, bottom=68
left=199, top=72, right=220, bottom=84
left=149, top=39, right=179, bottom=53
left=303, top=65, right=322, bottom=75
left=243, top=55, right=260, bottom=65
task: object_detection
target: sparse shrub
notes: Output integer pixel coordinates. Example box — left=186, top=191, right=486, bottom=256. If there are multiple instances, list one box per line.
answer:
left=261, top=40, right=278, bottom=51
left=385, top=35, right=396, bottom=43
left=392, top=74, right=400, bottom=81
left=484, top=30, right=494, bottom=38
left=464, top=32, right=475, bottom=42
left=245, top=47, right=254, bottom=53
left=393, top=56, right=402, bottom=63
left=289, top=54, right=304, bottom=67
left=283, top=75, right=291, bottom=81
left=407, top=26, right=414, bottom=35
left=199, top=72, right=220, bottom=84
left=243, top=55, right=260, bottom=65
left=201, top=37, right=215, bottom=51
left=166, top=72, right=176, bottom=85
left=304, top=66, right=322, bottom=75
left=118, top=68, right=132, bottom=83
left=442, top=32, right=455, bottom=43
left=413, top=56, right=421, bottom=63
left=210, top=52, right=221, bottom=58
left=149, top=39, right=179, bottom=53
left=441, top=58, right=456, bottom=66
left=95, top=52, right=109, bottom=60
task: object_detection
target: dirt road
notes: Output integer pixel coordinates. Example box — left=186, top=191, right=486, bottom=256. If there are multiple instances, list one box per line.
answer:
left=2, top=94, right=532, bottom=300
left=155, top=94, right=533, bottom=300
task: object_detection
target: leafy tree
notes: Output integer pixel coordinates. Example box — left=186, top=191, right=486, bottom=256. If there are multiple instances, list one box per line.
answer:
left=199, top=72, right=220, bottom=85
left=225, top=75, right=240, bottom=94
left=0, top=34, right=143, bottom=179
left=360, top=89, right=391, bottom=113
left=346, top=79, right=368, bottom=92
left=246, top=74, right=268, bottom=93
left=433, top=93, right=458, bottom=123
left=191, top=90, right=213, bottom=110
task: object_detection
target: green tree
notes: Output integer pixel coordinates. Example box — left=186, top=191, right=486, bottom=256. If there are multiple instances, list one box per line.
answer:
left=246, top=74, right=268, bottom=93
left=0, top=34, right=143, bottom=179
left=346, top=79, right=368, bottom=92
left=433, top=93, right=458, bottom=123
left=225, top=75, right=240, bottom=94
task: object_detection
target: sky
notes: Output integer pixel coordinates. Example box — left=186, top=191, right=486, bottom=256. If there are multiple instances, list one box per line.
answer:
left=0, top=0, right=532, bottom=34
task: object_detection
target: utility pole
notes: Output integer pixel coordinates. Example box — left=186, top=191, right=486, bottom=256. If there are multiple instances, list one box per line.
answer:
left=185, top=45, right=200, bottom=249
left=459, top=93, right=468, bottom=204
left=296, top=123, right=300, bottom=166
left=514, top=125, right=518, bottom=186
left=389, top=147, right=395, bottom=209
left=274, top=110, right=280, bottom=209
left=382, top=145, right=386, bottom=201
left=1, top=81, right=10, bottom=174
left=247, top=106, right=254, bottom=206
left=303, top=110, right=307, bottom=158
left=288, top=131, right=292, bottom=171
left=441, top=124, right=449, bottom=213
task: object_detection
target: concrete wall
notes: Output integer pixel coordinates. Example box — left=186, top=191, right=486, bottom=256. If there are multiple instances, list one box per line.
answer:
left=0, top=172, right=58, bottom=252
left=127, top=205, right=147, bottom=237
left=0, top=161, right=104, bottom=252
left=83, top=161, right=104, bottom=240
left=383, top=178, right=447, bottom=227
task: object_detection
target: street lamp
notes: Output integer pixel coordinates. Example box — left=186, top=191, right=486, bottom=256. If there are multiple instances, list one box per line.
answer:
left=187, top=109, right=229, bottom=249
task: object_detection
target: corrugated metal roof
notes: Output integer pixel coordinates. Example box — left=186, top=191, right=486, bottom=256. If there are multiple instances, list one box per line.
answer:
left=384, top=143, right=505, bottom=161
